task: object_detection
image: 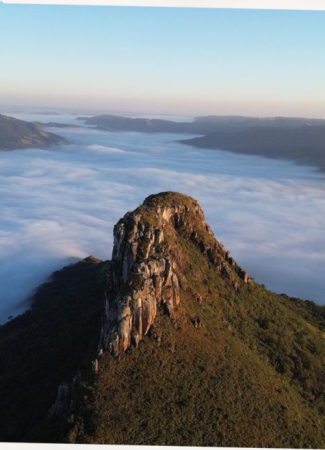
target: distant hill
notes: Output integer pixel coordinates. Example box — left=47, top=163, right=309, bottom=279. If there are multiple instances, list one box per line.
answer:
left=1, top=192, right=325, bottom=446
left=76, top=114, right=213, bottom=134
left=33, top=121, right=83, bottom=129
left=180, top=125, right=325, bottom=172
left=77, top=113, right=325, bottom=134
left=0, top=114, right=65, bottom=150
left=193, top=114, right=325, bottom=129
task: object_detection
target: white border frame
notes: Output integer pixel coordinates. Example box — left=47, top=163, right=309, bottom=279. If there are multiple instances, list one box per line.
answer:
left=1, top=0, right=325, bottom=10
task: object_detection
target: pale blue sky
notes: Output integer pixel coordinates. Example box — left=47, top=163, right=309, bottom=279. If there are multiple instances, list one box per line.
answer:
left=1, top=4, right=325, bottom=116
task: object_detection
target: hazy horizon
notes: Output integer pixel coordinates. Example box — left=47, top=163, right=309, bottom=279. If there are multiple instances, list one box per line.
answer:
left=4, top=104, right=325, bottom=123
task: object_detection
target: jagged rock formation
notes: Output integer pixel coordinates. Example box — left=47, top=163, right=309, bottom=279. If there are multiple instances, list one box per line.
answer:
left=100, top=192, right=249, bottom=356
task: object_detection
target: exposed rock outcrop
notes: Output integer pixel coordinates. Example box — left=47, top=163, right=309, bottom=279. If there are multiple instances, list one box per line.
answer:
left=99, top=192, right=249, bottom=357
left=100, top=206, right=181, bottom=357
left=48, top=372, right=84, bottom=418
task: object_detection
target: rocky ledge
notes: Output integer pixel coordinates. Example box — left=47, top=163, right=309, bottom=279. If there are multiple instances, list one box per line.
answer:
left=99, top=192, right=249, bottom=357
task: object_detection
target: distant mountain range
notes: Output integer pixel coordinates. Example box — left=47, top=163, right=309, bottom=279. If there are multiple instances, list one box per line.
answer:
left=0, top=114, right=65, bottom=150
left=3, top=111, right=325, bottom=173
left=77, top=113, right=325, bottom=134
left=77, top=114, right=325, bottom=172
left=33, top=121, right=83, bottom=129
left=77, top=113, right=215, bottom=133
left=1, top=192, right=325, bottom=446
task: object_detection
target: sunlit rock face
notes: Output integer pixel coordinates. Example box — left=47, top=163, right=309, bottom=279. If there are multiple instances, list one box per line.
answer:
left=100, top=191, right=248, bottom=357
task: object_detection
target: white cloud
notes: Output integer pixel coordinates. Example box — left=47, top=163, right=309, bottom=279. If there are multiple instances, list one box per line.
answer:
left=0, top=119, right=325, bottom=323
left=88, top=144, right=126, bottom=153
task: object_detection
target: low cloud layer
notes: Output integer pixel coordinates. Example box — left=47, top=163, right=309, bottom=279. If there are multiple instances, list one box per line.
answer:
left=1, top=117, right=325, bottom=323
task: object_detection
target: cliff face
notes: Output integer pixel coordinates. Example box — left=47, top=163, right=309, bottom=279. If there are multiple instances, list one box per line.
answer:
left=100, top=192, right=248, bottom=356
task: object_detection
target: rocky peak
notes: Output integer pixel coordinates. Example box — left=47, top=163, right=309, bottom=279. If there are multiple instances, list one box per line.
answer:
left=100, top=192, right=249, bottom=357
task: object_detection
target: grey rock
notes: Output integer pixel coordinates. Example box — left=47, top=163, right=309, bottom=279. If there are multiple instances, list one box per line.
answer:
left=100, top=205, right=182, bottom=357
left=99, top=193, right=250, bottom=357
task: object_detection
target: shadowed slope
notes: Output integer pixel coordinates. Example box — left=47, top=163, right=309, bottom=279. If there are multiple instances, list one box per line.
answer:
left=0, top=257, right=109, bottom=442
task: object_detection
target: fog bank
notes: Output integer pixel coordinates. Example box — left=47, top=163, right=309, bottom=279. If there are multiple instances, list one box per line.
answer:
left=0, top=116, right=324, bottom=323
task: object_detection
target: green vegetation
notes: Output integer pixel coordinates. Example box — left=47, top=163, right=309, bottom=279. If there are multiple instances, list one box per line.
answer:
left=1, top=192, right=325, bottom=447
left=69, top=234, right=325, bottom=447
left=65, top=195, right=325, bottom=447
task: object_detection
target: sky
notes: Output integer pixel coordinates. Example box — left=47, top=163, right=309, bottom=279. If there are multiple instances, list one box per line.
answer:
left=1, top=3, right=325, bottom=117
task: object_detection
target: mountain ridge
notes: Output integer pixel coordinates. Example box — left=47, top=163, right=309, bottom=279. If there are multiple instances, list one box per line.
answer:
left=78, top=113, right=325, bottom=134
left=0, top=192, right=325, bottom=446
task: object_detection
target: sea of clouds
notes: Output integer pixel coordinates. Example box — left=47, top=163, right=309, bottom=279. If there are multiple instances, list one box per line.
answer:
left=1, top=113, right=325, bottom=324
